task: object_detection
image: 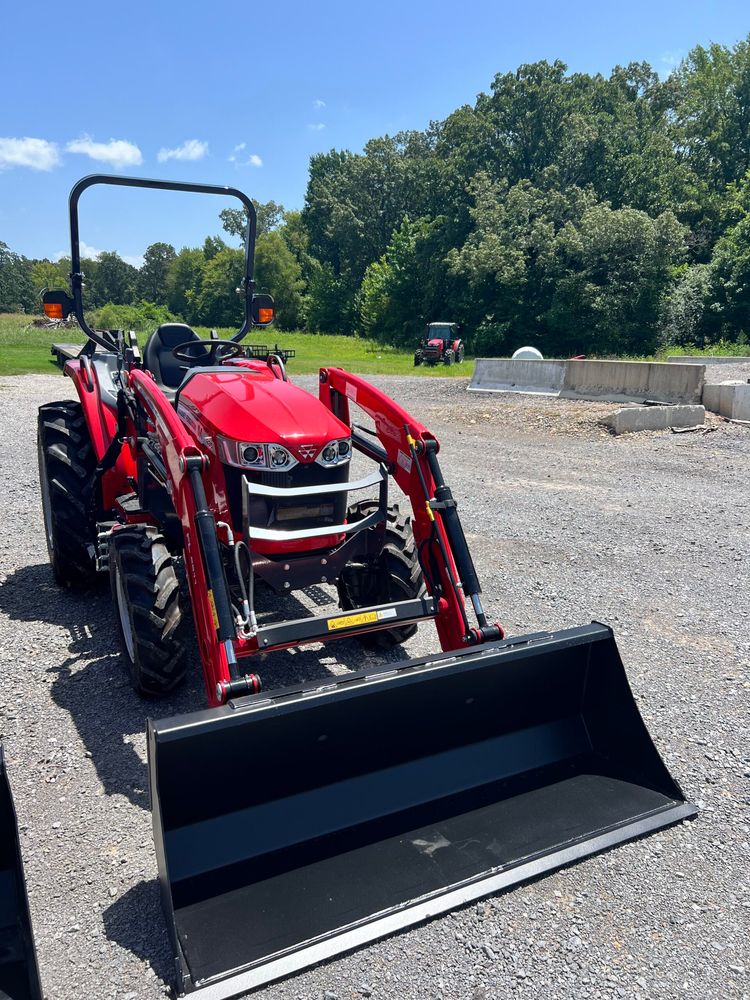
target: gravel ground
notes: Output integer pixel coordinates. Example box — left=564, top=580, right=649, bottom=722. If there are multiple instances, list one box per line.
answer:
left=704, top=361, right=750, bottom=385
left=0, top=373, right=748, bottom=1000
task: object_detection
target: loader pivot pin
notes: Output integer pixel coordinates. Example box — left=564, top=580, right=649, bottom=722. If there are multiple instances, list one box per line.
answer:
left=216, top=674, right=262, bottom=702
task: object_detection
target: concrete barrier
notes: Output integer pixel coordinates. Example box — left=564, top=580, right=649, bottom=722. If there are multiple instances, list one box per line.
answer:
left=561, top=359, right=705, bottom=405
left=703, top=380, right=750, bottom=421
left=668, top=355, right=750, bottom=365
left=469, top=358, right=705, bottom=405
left=469, top=358, right=566, bottom=395
left=603, top=405, right=705, bottom=435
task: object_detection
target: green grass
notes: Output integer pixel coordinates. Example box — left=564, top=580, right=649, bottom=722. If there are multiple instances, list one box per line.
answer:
left=0, top=314, right=471, bottom=378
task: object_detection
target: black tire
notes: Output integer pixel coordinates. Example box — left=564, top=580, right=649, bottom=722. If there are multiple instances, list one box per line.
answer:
left=109, top=525, right=186, bottom=696
left=37, top=400, right=99, bottom=589
left=413, top=353, right=422, bottom=367
left=337, top=501, right=425, bottom=650
left=443, top=349, right=455, bottom=366
left=456, top=344, right=465, bottom=363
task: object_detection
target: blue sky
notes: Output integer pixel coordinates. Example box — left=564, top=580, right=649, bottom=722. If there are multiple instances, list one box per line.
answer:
left=2, top=0, right=748, bottom=263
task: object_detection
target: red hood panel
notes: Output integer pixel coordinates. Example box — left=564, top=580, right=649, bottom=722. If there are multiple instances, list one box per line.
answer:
left=177, top=369, right=349, bottom=453
left=427, top=339, right=444, bottom=349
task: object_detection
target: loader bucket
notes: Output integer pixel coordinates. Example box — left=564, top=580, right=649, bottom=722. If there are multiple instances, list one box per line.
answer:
left=0, top=746, right=43, bottom=1000
left=148, top=623, right=696, bottom=998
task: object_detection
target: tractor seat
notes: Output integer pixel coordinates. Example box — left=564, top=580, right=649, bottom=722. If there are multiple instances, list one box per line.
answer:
left=143, top=323, right=209, bottom=393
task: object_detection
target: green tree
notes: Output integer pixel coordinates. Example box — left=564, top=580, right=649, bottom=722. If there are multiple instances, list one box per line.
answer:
left=219, top=200, right=286, bottom=240
left=137, top=243, right=176, bottom=303
left=166, top=248, right=205, bottom=321
left=193, top=247, right=244, bottom=327
left=254, top=231, right=305, bottom=330
left=92, top=251, right=138, bottom=305
left=546, top=204, right=686, bottom=355
left=0, top=242, right=35, bottom=312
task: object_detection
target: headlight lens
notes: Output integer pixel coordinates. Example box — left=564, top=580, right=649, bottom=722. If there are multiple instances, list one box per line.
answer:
left=268, top=444, right=293, bottom=469
left=316, top=438, right=351, bottom=467
left=242, top=444, right=262, bottom=465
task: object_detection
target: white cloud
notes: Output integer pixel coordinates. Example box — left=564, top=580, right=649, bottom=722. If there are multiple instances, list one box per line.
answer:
left=228, top=142, right=246, bottom=163
left=54, top=240, right=102, bottom=262
left=659, top=50, right=683, bottom=72
left=122, top=253, right=145, bottom=268
left=229, top=145, right=263, bottom=167
left=308, top=122, right=326, bottom=132
left=0, top=137, right=61, bottom=171
left=66, top=136, right=143, bottom=168
left=313, top=99, right=326, bottom=109
left=157, top=139, right=209, bottom=163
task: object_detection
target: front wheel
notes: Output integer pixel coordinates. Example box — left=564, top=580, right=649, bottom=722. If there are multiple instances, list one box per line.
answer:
left=109, top=525, right=186, bottom=696
left=337, top=501, right=425, bottom=650
left=413, top=352, right=423, bottom=367
left=443, top=349, right=455, bottom=366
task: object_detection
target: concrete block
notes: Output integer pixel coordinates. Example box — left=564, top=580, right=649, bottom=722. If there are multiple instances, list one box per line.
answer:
left=731, top=384, right=750, bottom=421
left=469, top=358, right=566, bottom=394
left=469, top=358, right=704, bottom=404
left=702, top=380, right=746, bottom=418
left=562, top=360, right=705, bottom=405
left=603, top=404, right=705, bottom=435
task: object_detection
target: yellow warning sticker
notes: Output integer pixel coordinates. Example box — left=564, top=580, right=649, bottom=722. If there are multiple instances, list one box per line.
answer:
left=207, top=590, right=220, bottom=630
left=327, top=610, right=379, bottom=632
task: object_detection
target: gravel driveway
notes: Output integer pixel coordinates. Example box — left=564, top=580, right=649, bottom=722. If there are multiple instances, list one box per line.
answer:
left=0, top=373, right=748, bottom=1000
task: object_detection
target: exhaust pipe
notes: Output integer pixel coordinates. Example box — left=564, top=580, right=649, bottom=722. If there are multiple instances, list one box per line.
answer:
left=148, top=623, right=696, bottom=998
left=0, top=745, right=43, bottom=1000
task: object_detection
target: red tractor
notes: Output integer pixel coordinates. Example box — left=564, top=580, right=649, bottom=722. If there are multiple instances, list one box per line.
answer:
left=414, top=321, right=465, bottom=366
left=34, top=175, right=694, bottom=999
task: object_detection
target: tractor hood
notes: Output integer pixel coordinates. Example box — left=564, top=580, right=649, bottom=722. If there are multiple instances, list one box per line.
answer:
left=176, top=367, right=349, bottom=454
left=426, top=339, right=445, bottom=349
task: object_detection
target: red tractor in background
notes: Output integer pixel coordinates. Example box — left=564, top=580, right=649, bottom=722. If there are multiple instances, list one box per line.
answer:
left=414, top=321, right=465, bottom=366
left=32, top=174, right=694, bottom=1000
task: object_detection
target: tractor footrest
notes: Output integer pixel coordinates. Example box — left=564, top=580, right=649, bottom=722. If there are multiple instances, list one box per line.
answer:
left=251, top=596, right=438, bottom=651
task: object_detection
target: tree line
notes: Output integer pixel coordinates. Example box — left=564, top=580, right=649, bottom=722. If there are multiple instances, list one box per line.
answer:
left=2, top=35, right=750, bottom=356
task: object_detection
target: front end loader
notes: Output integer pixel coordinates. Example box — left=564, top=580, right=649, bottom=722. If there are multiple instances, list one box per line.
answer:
left=36, top=175, right=696, bottom=998
left=0, top=746, right=43, bottom=1000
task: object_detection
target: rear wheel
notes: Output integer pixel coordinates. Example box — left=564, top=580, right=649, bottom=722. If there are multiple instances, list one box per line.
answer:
left=456, top=344, right=465, bottom=363
left=37, top=400, right=99, bottom=589
left=109, top=525, right=186, bottom=696
left=337, top=501, right=425, bottom=650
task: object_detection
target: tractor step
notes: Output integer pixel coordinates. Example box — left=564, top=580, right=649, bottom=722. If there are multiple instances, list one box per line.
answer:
left=148, top=622, right=696, bottom=998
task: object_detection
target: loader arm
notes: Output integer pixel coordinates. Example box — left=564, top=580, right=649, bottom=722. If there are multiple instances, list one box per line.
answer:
left=128, top=369, right=239, bottom=704
left=319, top=367, right=501, bottom=650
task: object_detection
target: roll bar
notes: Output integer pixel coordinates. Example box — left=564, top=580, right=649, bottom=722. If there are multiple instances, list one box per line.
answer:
left=68, top=174, right=258, bottom=352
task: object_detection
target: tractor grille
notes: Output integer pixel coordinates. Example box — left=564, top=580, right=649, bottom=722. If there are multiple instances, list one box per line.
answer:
left=224, top=462, right=349, bottom=535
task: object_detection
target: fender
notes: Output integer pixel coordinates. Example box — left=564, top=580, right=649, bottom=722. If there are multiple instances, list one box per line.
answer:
left=63, top=359, right=135, bottom=509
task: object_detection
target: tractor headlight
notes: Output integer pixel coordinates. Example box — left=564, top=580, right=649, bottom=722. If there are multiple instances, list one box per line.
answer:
left=242, top=444, right=264, bottom=466
left=268, top=444, right=294, bottom=469
left=316, top=438, right=351, bottom=468
left=216, top=436, right=298, bottom=471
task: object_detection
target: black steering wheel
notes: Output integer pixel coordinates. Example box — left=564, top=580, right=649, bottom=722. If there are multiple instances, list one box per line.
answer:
left=172, top=338, right=242, bottom=366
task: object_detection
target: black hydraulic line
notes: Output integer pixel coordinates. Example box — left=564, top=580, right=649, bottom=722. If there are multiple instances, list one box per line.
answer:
left=186, top=462, right=240, bottom=677
left=423, top=440, right=484, bottom=606
left=404, top=428, right=471, bottom=637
